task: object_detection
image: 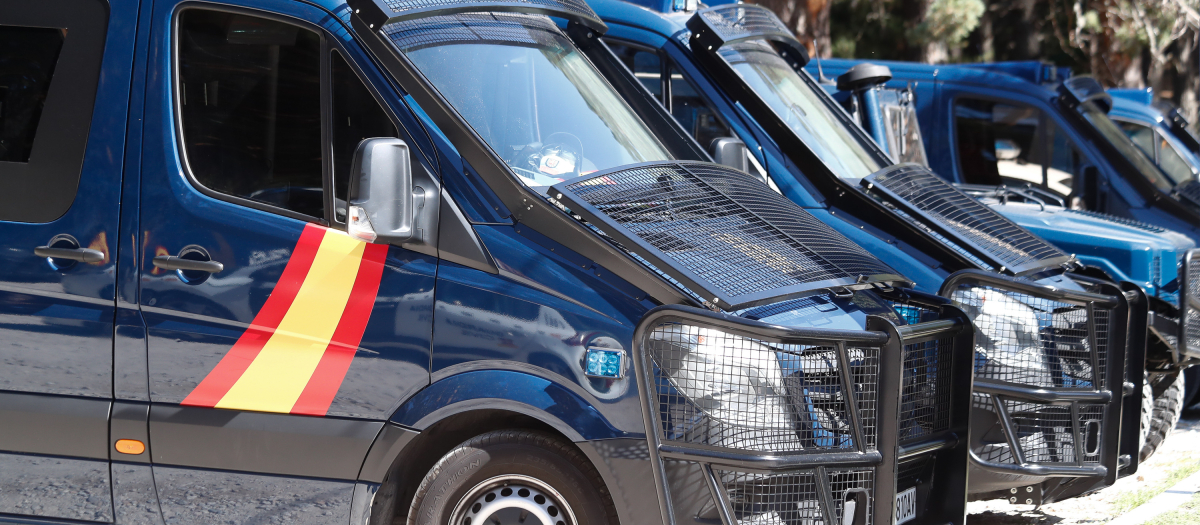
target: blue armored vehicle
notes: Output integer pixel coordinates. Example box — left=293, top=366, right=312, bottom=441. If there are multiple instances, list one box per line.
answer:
left=582, top=0, right=1141, bottom=507
left=822, top=59, right=1200, bottom=450
left=0, top=0, right=980, bottom=524
left=815, top=60, right=1199, bottom=461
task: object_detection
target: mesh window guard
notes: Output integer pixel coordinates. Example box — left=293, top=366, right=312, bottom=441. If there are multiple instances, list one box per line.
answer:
left=349, top=0, right=606, bottom=35
left=551, top=161, right=906, bottom=310
left=693, top=4, right=793, bottom=46
left=865, top=164, right=1073, bottom=275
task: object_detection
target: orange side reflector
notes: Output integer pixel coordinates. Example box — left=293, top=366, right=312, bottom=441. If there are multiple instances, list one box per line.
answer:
left=115, top=439, right=145, bottom=455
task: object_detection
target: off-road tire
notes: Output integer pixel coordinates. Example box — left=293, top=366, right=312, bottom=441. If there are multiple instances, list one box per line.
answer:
left=406, top=430, right=618, bottom=525
left=1140, top=371, right=1186, bottom=462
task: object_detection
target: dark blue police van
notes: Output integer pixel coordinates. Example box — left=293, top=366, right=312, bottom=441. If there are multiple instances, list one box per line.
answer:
left=580, top=0, right=1140, bottom=508
left=0, top=0, right=974, bottom=524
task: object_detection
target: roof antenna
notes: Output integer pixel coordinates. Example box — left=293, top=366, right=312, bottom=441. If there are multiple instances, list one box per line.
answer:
left=813, top=39, right=830, bottom=84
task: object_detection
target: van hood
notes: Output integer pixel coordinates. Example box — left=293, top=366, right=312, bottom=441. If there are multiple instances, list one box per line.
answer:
left=985, top=200, right=1193, bottom=297
left=986, top=200, right=1194, bottom=253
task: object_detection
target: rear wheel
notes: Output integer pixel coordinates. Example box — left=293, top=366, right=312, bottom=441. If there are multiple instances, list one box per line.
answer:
left=1141, top=371, right=1186, bottom=461
left=406, top=430, right=617, bottom=525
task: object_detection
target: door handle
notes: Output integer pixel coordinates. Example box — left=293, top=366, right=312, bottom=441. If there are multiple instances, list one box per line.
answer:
left=153, top=256, right=223, bottom=274
left=34, top=246, right=105, bottom=263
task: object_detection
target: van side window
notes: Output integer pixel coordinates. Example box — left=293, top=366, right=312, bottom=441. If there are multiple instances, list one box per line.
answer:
left=606, top=41, right=732, bottom=151
left=1119, top=121, right=1157, bottom=160
left=607, top=42, right=663, bottom=100
left=954, top=98, right=1081, bottom=197
left=0, top=28, right=64, bottom=163
left=331, top=51, right=396, bottom=223
left=177, top=10, right=324, bottom=219
left=667, top=64, right=731, bottom=151
left=1118, top=120, right=1195, bottom=185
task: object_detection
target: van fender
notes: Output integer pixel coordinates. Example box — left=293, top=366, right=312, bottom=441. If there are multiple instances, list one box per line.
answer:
left=389, top=368, right=626, bottom=442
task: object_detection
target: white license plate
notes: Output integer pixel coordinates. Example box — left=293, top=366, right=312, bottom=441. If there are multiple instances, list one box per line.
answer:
left=895, top=487, right=917, bottom=525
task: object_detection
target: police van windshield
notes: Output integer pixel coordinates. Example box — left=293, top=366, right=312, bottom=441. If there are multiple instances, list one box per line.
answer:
left=718, top=40, right=883, bottom=179
left=385, top=13, right=670, bottom=188
left=1077, top=101, right=1175, bottom=193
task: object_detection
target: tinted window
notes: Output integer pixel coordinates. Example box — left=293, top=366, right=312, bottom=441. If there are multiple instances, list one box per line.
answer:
left=668, top=66, right=731, bottom=150
left=955, top=98, right=1079, bottom=196
left=606, top=42, right=732, bottom=153
left=1119, top=121, right=1157, bottom=160
left=178, top=10, right=324, bottom=218
left=0, top=27, right=64, bottom=163
left=1156, top=134, right=1195, bottom=185
left=331, top=51, right=396, bottom=223
left=607, top=42, right=663, bottom=100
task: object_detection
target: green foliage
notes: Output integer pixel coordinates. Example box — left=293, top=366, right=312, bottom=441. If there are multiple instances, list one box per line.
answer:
left=909, top=0, right=985, bottom=46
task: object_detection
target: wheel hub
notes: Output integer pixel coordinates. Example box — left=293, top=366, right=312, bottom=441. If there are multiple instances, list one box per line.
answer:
left=450, top=474, right=577, bottom=525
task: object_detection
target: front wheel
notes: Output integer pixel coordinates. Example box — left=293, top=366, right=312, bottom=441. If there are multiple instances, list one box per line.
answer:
left=406, top=430, right=618, bottom=525
left=1141, top=371, right=1186, bottom=461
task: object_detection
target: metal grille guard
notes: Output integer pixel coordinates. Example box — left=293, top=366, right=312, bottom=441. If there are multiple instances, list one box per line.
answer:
left=1176, top=249, right=1200, bottom=361
left=940, top=271, right=1128, bottom=486
left=348, top=0, right=606, bottom=37
left=633, top=304, right=973, bottom=525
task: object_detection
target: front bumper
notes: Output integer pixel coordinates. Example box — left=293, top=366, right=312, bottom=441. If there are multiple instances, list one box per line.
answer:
left=632, top=302, right=974, bottom=525
left=937, top=271, right=1132, bottom=502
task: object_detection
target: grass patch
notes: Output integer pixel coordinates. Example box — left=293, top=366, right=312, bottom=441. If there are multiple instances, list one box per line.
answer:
left=1112, top=459, right=1200, bottom=514
left=1142, top=491, right=1200, bottom=525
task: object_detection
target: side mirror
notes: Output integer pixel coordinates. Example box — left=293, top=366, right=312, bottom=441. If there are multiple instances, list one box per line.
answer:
left=347, top=138, right=423, bottom=244
left=710, top=137, right=750, bottom=174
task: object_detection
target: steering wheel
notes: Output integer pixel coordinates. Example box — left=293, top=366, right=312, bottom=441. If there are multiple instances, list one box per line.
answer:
left=510, top=132, right=585, bottom=181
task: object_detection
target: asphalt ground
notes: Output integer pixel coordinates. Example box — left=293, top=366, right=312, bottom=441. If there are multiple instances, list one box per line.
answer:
left=967, top=406, right=1200, bottom=524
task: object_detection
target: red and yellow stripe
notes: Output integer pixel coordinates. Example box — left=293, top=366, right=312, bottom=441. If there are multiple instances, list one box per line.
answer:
left=182, top=224, right=388, bottom=416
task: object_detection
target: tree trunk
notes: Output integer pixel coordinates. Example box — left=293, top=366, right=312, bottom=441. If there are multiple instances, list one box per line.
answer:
left=756, top=0, right=832, bottom=58
left=902, top=0, right=932, bottom=61
left=980, top=3, right=994, bottom=62
left=1015, top=0, right=1040, bottom=59
left=806, top=0, right=831, bottom=58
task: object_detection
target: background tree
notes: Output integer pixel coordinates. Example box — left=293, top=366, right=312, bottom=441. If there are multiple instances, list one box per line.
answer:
left=753, top=0, right=1200, bottom=130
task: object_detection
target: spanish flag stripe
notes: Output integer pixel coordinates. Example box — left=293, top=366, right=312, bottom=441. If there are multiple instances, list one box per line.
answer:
left=215, top=229, right=366, bottom=413
left=289, top=243, right=389, bottom=416
left=181, top=224, right=325, bottom=407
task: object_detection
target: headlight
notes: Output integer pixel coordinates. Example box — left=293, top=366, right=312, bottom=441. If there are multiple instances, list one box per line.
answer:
left=951, top=287, right=1054, bottom=386
left=649, top=325, right=797, bottom=450
left=647, top=324, right=863, bottom=451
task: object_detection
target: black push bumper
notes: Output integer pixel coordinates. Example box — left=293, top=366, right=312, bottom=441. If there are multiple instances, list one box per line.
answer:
left=632, top=303, right=974, bottom=525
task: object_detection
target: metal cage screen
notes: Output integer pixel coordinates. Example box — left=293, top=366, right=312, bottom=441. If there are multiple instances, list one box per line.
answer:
left=552, top=162, right=902, bottom=309
left=867, top=165, right=1070, bottom=274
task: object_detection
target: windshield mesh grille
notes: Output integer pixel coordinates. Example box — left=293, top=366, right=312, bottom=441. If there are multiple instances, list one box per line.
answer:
left=380, top=0, right=599, bottom=28
left=866, top=165, right=1069, bottom=274
left=382, top=12, right=557, bottom=51
left=695, top=4, right=794, bottom=45
left=552, top=162, right=901, bottom=309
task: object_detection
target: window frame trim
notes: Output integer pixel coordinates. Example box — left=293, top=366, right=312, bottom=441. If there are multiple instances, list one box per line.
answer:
left=0, top=1, right=110, bottom=223
left=171, top=3, right=332, bottom=226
